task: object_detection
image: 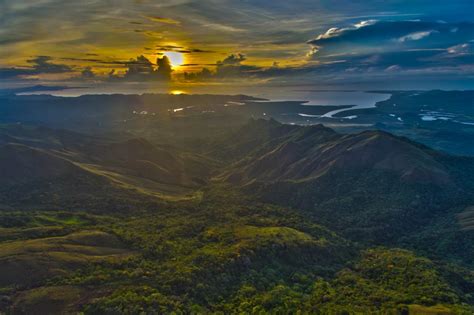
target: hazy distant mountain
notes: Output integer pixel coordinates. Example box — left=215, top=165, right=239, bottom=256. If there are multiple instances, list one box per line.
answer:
left=1, top=90, right=472, bottom=156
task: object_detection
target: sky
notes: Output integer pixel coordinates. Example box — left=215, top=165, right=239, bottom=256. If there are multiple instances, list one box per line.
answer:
left=0, top=0, right=473, bottom=94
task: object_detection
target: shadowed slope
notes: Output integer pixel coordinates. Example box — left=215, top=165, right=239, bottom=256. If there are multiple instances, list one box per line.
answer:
left=220, top=120, right=452, bottom=186
left=0, top=127, right=216, bottom=209
left=217, top=119, right=474, bottom=246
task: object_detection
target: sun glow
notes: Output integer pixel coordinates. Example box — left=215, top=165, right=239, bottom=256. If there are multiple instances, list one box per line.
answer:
left=170, top=89, right=186, bottom=95
left=163, top=51, right=184, bottom=68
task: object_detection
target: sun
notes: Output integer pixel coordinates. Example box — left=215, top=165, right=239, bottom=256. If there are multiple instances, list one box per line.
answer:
left=170, top=89, right=186, bottom=95
left=163, top=51, right=184, bottom=68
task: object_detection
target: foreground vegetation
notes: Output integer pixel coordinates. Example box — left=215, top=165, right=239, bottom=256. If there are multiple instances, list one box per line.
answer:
left=0, top=185, right=472, bottom=314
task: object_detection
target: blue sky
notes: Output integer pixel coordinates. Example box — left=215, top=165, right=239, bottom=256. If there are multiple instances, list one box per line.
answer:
left=0, top=0, right=473, bottom=91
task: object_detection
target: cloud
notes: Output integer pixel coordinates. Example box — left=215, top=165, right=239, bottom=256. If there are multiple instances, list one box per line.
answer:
left=384, top=65, right=401, bottom=72
left=184, top=53, right=261, bottom=81
left=156, top=45, right=213, bottom=54
left=0, top=68, right=31, bottom=80
left=145, top=16, right=181, bottom=25
left=217, top=53, right=246, bottom=65
left=308, top=20, right=474, bottom=56
left=60, top=57, right=139, bottom=66
left=80, top=66, right=95, bottom=79
left=397, top=30, right=437, bottom=42
left=305, top=20, right=474, bottom=77
left=27, top=56, right=72, bottom=73
left=446, top=43, right=473, bottom=56
left=0, top=85, right=80, bottom=96
left=156, top=55, right=172, bottom=80
left=0, top=56, right=73, bottom=79
left=354, top=20, right=377, bottom=28
left=183, top=53, right=319, bottom=82
left=108, top=55, right=173, bottom=81
left=312, top=19, right=377, bottom=42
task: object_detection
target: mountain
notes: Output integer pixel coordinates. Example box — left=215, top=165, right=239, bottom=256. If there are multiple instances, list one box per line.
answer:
left=0, top=110, right=473, bottom=313
left=0, top=141, right=152, bottom=212
left=75, top=137, right=214, bottom=187
left=0, top=126, right=215, bottom=210
left=217, top=119, right=474, bottom=248
left=0, top=143, right=85, bottom=185
left=221, top=121, right=451, bottom=185
left=0, top=94, right=261, bottom=135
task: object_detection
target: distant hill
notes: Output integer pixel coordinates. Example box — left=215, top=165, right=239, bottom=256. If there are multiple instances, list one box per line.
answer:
left=0, top=126, right=215, bottom=210
left=0, top=143, right=86, bottom=184
left=0, top=141, right=149, bottom=211
left=0, top=93, right=261, bottom=132
left=1, top=90, right=473, bottom=156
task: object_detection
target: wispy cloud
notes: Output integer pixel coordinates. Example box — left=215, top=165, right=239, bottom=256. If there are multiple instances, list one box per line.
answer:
left=397, top=30, right=437, bottom=42
left=145, top=15, right=181, bottom=25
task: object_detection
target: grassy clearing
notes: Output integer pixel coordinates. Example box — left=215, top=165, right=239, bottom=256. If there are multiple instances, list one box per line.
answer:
left=78, top=162, right=203, bottom=202
left=408, top=304, right=458, bottom=315
left=12, top=285, right=88, bottom=315
left=0, top=230, right=135, bottom=288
